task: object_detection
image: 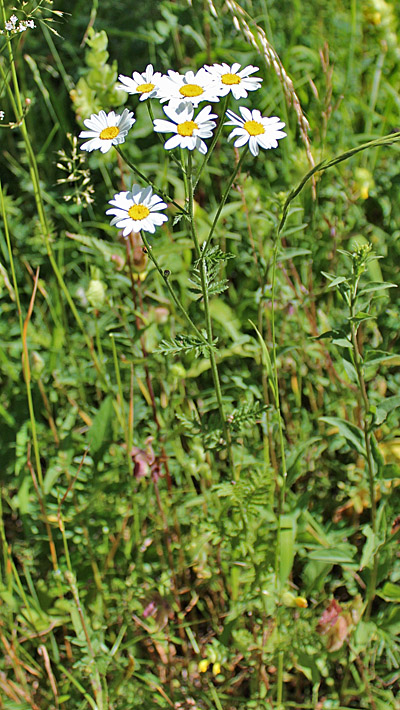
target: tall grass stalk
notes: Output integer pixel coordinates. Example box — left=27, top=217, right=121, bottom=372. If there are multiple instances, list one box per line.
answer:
left=0, top=179, right=44, bottom=488
left=0, top=0, right=106, bottom=384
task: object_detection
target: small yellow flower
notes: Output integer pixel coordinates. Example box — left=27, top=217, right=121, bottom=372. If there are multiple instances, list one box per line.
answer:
left=295, top=596, right=308, bottom=609
left=212, top=662, right=221, bottom=676
left=198, top=659, right=209, bottom=673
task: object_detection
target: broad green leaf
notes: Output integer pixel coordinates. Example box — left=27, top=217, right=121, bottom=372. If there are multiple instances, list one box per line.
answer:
left=279, top=515, right=297, bottom=586
left=377, top=582, right=400, bottom=602
left=286, top=437, right=322, bottom=486
left=358, top=282, right=397, bottom=296
left=307, top=548, right=356, bottom=565
left=382, top=463, right=400, bottom=479
left=360, top=525, right=376, bottom=570
left=87, top=395, right=114, bottom=454
left=250, top=321, right=276, bottom=400
left=67, top=231, right=124, bottom=260
left=320, top=416, right=366, bottom=456
left=374, top=396, right=400, bottom=426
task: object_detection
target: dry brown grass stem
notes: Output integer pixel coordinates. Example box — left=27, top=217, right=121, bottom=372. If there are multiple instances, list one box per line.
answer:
left=225, top=0, right=316, bottom=180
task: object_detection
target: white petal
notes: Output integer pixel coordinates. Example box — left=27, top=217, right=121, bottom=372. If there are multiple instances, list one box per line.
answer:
left=79, top=129, right=97, bottom=138
left=239, top=106, right=252, bottom=121
left=225, top=109, right=242, bottom=125
left=251, top=110, right=263, bottom=122
left=196, top=105, right=218, bottom=123
left=227, top=126, right=247, bottom=140
left=141, top=186, right=153, bottom=204
left=153, top=119, right=178, bottom=133
left=196, top=138, right=208, bottom=154
left=230, top=86, right=248, bottom=100
left=238, top=65, right=260, bottom=77
left=149, top=212, right=168, bottom=225
left=80, top=138, right=101, bottom=152
left=248, top=136, right=260, bottom=156
left=164, top=134, right=183, bottom=150
left=233, top=133, right=250, bottom=148
left=106, top=111, right=117, bottom=125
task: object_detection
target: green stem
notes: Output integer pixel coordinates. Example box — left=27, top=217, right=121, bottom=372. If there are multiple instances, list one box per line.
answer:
left=349, top=297, right=377, bottom=618
left=0, top=178, right=44, bottom=488
left=193, top=94, right=229, bottom=191
left=146, top=100, right=182, bottom=170
left=139, top=232, right=207, bottom=346
left=278, top=131, right=400, bottom=238
left=187, top=153, right=234, bottom=472
left=204, top=147, right=248, bottom=253
left=115, top=146, right=187, bottom=214
left=270, top=233, right=289, bottom=708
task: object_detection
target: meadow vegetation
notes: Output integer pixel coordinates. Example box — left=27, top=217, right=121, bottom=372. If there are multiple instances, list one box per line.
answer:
left=1, top=1, right=400, bottom=708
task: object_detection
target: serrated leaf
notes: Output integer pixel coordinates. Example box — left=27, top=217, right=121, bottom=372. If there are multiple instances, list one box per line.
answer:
left=157, top=334, right=215, bottom=357
left=208, top=279, right=229, bottom=296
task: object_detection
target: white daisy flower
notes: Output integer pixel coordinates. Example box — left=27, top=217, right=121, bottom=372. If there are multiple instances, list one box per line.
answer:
left=106, top=185, right=168, bottom=236
left=117, top=64, right=163, bottom=101
left=204, top=63, right=262, bottom=100
left=79, top=108, right=135, bottom=154
left=225, top=107, right=286, bottom=157
left=153, top=102, right=217, bottom=154
left=157, top=68, right=223, bottom=107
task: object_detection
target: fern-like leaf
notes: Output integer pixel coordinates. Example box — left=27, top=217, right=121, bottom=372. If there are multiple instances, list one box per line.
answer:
left=158, top=334, right=217, bottom=357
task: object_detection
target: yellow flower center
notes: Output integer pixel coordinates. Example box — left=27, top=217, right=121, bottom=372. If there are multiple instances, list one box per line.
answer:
left=221, top=73, right=241, bottom=85
left=180, top=84, right=204, bottom=98
left=244, top=120, right=265, bottom=136
left=128, top=204, right=150, bottom=221
left=99, top=125, right=120, bottom=140
left=136, top=82, right=155, bottom=94
left=177, top=120, right=198, bottom=137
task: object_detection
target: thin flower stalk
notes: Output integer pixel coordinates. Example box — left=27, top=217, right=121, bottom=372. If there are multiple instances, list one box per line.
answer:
left=115, top=145, right=187, bottom=215
left=193, top=94, right=229, bottom=191
left=349, top=285, right=377, bottom=619
left=187, top=152, right=234, bottom=472
left=139, top=231, right=208, bottom=348
left=203, top=146, right=248, bottom=253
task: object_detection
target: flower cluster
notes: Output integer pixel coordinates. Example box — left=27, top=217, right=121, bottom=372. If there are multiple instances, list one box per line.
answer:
left=78, top=62, right=287, bottom=236
left=1, top=14, right=35, bottom=34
